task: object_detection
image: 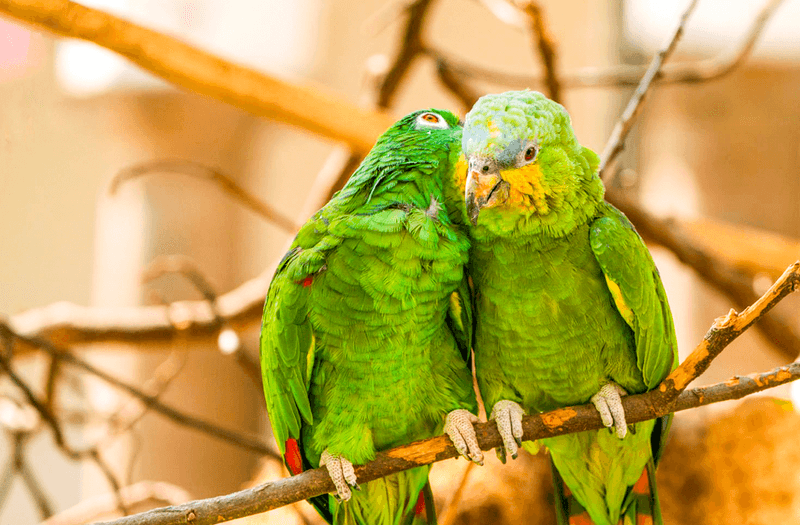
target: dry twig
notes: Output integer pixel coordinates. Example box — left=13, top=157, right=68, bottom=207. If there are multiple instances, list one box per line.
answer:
left=598, top=0, right=700, bottom=176
left=427, top=0, right=783, bottom=90
left=0, top=323, right=279, bottom=459
left=93, top=262, right=800, bottom=525
left=519, top=1, right=561, bottom=103
left=112, top=161, right=299, bottom=234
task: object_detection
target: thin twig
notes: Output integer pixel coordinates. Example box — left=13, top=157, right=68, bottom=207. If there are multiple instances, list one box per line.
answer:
left=519, top=1, right=561, bottom=103
left=111, top=161, right=299, bottom=234
left=40, top=481, right=192, bottom=525
left=425, top=0, right=783, bottom=90
left=598, top=0, right=700, bottom=176
left=92, top=262, right=800, bottom=525
left=0, top=324, right=279, bottom=459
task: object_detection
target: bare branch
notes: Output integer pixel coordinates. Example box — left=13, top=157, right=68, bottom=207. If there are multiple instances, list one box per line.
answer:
left=0, top=0, right=393, bottom=153
left=92, top=262, right=800, bottom=525
left=111, top=161, right=299, bottom=234
left=434, top=59, right=481, bottom=113
left=598, top=0, right=700, bottom=176
left=41, top=481, right=192, bottom=525
left=0, top=324, right=279, bottom=459
left=519, top=1, right=561, bottom=103
left=427, top=0, right=783, bottom=90
left=376, top=0, right=435, bottom=109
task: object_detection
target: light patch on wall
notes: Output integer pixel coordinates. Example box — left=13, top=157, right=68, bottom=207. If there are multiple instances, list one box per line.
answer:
left=0, top=18, right=42, bottom=82
left=55, top=0, right=322, bottom=97
left=625, top=0, right=800, bottom=62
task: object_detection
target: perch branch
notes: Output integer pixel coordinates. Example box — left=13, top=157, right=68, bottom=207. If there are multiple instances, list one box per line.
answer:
left=111, top=161, right=299, bottom=234
left=0, top=0, right=393, bottom=152
left=93, top=262, right=800, bottom=525
left=598, top=0, right=699, bottom=176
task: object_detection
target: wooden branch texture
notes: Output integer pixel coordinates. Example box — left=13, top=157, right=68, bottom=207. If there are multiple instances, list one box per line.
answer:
left=0, top=0, right=393, bottom=153
left=94, top=262, right=800, bottom=525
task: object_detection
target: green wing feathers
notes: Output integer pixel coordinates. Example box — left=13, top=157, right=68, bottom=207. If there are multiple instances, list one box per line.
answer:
left=589, top=204, right=678, bottom=389
left=260, top=247, right=316, bottom=454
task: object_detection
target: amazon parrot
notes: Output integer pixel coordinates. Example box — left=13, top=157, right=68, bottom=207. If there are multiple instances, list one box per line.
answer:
left=260, top=109, right=483, bottom=525
left=460, top=90, right=678, bottom=525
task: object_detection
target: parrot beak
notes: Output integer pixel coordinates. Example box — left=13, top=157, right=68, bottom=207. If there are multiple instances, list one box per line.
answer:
left=465, top=159, right=507, bottom=226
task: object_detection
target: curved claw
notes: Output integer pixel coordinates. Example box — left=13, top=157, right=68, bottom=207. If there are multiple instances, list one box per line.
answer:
left=591, top=382, right=628, bottom=439
left=444, top=409, right=483, bottom=465
left=490, top=400, right=525, bottom=462
left=320, top=450, right=360, bottom=501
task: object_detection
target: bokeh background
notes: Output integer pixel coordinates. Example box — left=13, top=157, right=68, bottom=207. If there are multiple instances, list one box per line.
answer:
left=2, top=0, right=800, bottom=523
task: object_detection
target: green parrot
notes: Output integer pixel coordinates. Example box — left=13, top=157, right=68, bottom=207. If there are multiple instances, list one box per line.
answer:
left=260, top=109, right=483, bottom=525
left=460, top=91, right=678, bottom=525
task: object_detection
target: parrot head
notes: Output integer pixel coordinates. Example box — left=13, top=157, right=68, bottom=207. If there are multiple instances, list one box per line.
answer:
left=460, top=90, right=604, bottom=239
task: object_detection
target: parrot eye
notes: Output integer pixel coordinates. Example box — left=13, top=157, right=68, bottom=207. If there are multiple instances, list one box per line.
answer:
left=517, top=142, right=539, bottom=166
left=415, top=112, right=449, bottom=130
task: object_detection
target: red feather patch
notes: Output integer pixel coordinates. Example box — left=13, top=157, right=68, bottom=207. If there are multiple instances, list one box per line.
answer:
left=284, top=438, right=303, bottom=475
left=302, top=276, right=313, bottom=287
left=414, top=490, right=426, bottom=516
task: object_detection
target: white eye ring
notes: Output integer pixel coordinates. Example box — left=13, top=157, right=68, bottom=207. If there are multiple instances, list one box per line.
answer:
left=517, top=143, right=539, bottom=166
left=415, top=112, right=449, bottom=130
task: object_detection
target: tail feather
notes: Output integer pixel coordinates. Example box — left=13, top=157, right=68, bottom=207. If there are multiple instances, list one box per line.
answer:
left=551, top=458, right=662, bottom=525
left=330, top=466, right=431, bottom=525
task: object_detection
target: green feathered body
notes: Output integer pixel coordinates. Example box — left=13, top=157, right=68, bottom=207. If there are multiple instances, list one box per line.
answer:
left=261, top=109, right=477, bottom=525
left=462, top=91, right=677, bottom=525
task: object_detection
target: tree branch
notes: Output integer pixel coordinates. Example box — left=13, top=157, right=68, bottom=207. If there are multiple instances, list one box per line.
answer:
left=0, top=323, right=279, bottom=459
left=519, top=1, right=561, bottom=103
left=111, top=161, right=299, bottom=234
left=598, top=0, right=700, bottom=175
left=426, top=0, right=783, bottom=90
left=0, top=0, right=393, bottom=153
left=93, top=262, right=800, bottom=525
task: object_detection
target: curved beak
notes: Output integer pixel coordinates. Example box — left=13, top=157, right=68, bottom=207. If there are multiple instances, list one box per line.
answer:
left=465, top=167, right=505, bottom=226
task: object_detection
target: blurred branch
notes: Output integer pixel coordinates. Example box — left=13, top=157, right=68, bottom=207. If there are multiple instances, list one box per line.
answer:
left=0, top=0, right=393, bottom=153
left=678, top=217, right=800, bottom=279
left=598, top=0, right=700, bottom=176
left=434, top=59, right=481, bottom=113
left=518, top=1, right=561, bottom=103
left=427, top=0, right=783, bottom=89
left=0, top=323, right=280, bottom=459
left=111, top=161, right=299, bottom=234
left=438, top=461, right=476, bottom=525
left=94, top=262, right=800, bottom=525
left=376, top=0, right=434, bottom=108
left=41, top=481, right=191, bottom=525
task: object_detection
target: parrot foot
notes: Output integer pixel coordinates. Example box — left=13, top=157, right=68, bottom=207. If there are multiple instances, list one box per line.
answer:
left=591, top=382, right=628, bottom=439
left=320, top=450, right=359, bottom=501
left=444, top=409, right=483, bottom=465
left=490, top=400, right=525, bottom=463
